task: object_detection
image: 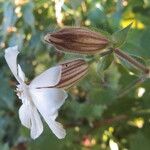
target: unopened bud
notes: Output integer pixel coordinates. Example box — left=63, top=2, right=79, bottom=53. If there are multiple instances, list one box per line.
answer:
left=44, top=27, right=109, bottom=54
left=56, top=59, right=88, bottom=89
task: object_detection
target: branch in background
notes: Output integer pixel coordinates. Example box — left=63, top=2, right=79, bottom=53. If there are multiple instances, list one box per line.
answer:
left=92, top=114, right=128, bottom=128
left=64, top=114, right=128, bottom=129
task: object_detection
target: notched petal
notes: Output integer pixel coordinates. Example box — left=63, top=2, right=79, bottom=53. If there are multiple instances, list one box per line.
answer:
left=48, top=121, right=66, bottom=139
left=4, top=46, right=22, bottom=83
left=30, top=88, right=67, bottom=115
left=18, top=64, right=26, bottom=82
left=30, top=105, right=43, bottom=139
left=29, top=88, right=67, bottom=139
left=19, top=103, right=31, bottom=129
left=30, top=66, right=62, bottom=88
left=19, top=103, right=43, bottom=139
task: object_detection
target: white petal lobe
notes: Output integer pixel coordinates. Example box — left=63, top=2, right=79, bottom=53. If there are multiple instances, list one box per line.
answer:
left=30, top=88, right=68, bottom=114
left=18, top=64, right=26, bottom=82
left=46, top=120, right=66, bottom=139
left=30, top=66, right=62, bottom=88
left=29, top=88, right=67, bottom=138
left=19, top=103, right=31, bottom=128
left=19, top=102, right=43, bottom=139
left=30, top=106, right=43, bottom=139
left=4, top=46, right=22, bottom=83
left=51, top=111, right=58, bottom=121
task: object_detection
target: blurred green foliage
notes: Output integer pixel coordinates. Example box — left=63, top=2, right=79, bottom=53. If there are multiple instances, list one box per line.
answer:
left=0, top=0, right=150, bottom=150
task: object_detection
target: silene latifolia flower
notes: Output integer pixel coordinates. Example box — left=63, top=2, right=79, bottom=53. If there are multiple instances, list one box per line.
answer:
left=44, top=27, right=110, bottom=54
left=4, top=46, right=88, bottom=139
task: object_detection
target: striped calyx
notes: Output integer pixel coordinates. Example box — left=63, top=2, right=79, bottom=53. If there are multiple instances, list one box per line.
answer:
left=44, top=27, right=109, bottom=54
left=56, top=59, right=88, bottom=89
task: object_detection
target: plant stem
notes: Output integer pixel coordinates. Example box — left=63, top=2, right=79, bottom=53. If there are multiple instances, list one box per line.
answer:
left=92, top=114, right=128, bottom=128
left=64, top=114, right=128, bottom=129
left=113, top=48, right=150, bottom=75
left=99, top=48, right=113, bottom=57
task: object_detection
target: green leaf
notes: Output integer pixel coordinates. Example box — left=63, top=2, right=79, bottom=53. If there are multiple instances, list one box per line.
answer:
left=75, top=104, right=105, bottom=119
left=22, top=2, right=35, bottom=28
left=0, top=72, right=15, bottom=110
left=97, top=53, right=113, bottom=75
left=8, top=32, right=24, bottom=49
left=69, top=0, right=83, bottom=9
left=88, top=8, right=110, bottom=32
left=29, top=129, right=63, bottom=150
left=96, top=53, right=113, bottom=82
left=66, top=101, right=105, bottom=120
left=129, top=131, right=150, bottom=150
left=89, top=88, right=116, bottom=105
left=0, top=143, right=9, bottom=150
left=105, top=63, right=121, bottom=90
left=140, top=28, right=150, bottom=56
left=111, top=23, right=132, bottom=48
left=121, top=29, right=150, bottom=58
left=2, top=0, right=17, bottom=35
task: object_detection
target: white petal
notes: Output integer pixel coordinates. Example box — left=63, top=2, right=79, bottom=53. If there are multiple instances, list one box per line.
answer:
left=30, top=105, right=43, bottom=139
left=29, top=88, right=67, bottom=138
left=51, top=111, right=58, bottom=121
left=19, top=102, right=43, bottom=139
left=29, top=66, right=62, bottom=88
left=4, top=46, right=22, bottom=83
left=30, top=88, right=68, bottom=115
left=18, top=64, right=26, bottom=82
left=45, top=120, right=66, bottom=139
left=19, top=103, right=31, bottom=128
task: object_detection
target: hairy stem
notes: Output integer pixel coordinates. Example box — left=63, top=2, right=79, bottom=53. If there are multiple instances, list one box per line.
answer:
left=113, top=48, right=150, bottom=75
left=99, top=48, right=113, bottom=57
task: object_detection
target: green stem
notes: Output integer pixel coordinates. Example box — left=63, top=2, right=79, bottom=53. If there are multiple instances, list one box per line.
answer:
left=113, top=48, right=150, bottom=75
left=99, top=48, right=113, bottom=57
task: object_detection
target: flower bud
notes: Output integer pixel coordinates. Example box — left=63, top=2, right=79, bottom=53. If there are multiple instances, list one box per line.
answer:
left=56, top=59, right=88, bottom=89
left=44, top=27, right=109, bottom=54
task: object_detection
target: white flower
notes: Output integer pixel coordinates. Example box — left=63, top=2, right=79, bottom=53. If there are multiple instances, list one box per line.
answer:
left=4, top=46, right=68, bottom=139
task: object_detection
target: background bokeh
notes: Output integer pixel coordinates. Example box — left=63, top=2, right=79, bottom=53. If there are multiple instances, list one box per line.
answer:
left=0, top=0, right=150, bottom=150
